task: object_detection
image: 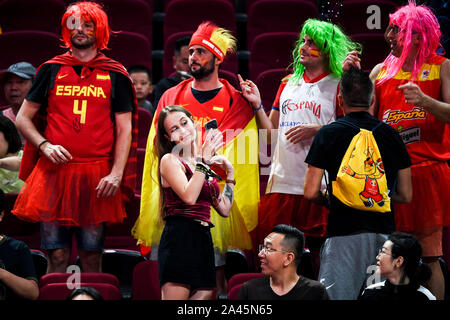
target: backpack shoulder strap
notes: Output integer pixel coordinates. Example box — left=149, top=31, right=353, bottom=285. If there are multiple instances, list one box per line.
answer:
left=337, top=119, right=361, bottom=131
left=371, top=121, right=384, bottom=133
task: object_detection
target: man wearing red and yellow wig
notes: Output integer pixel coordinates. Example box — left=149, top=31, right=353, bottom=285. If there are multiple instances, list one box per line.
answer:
left=133, top=21, right=259, bottom=296
left=12, top=2, right=137, bottom=273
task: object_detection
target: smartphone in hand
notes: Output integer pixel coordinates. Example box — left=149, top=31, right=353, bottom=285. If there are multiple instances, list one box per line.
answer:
left=204, top=119, right=218, bottom=131
left=203, top=119, right=227, bottom=179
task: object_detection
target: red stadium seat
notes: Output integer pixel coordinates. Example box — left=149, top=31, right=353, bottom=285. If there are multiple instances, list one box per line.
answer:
left=163, top=0, right=236, bottom=45
left=39, top=272, right=120, bottom=289
left=132, top=260, right=161, bottom=300
left=228, top=283, right=243, bottom=300
left=351, top=33, right=390, bottom=72
left=245, top=0, right=317, bottom=13
left=98, top=0, right=153, bottom=45
left=334, top=0, right=398, bottom=35
left=0, top=0, right=66, bottom=35
left=108, top=31, right=152, bottom=71
left=162, top=31, right=193, bottom=78
left=162, top=0, right=238, bottom=76
left=0, top=31, right=65, bottom=70
left=104, top=194, right=141, bottom=251
left=227, top=272, right=264, bottom=299
left=248, top=32, right=297, bottom=80
left=227, top=272, right=264, bottom=294
left=247, top=0, right=318, bottom=50
left=219, top=69, right=239, bottom=90
left=39, top=282, right=122, bottom=300
left=254, top=68, right=290, bottom=112
left=137, top=108, right=153, bottom=149
left=163, top=0, right=235, bottom=10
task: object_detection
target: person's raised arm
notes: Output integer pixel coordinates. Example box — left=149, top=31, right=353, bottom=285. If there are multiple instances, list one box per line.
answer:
left=342, top=51, right=361, bottom=71
left=160, top=129, right=223, bottom=205
left=238, top=74, right=279, bottom=140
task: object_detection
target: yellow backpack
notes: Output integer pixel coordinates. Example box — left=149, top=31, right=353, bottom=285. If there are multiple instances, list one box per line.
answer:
left=332, top=121, right=391, bottom=212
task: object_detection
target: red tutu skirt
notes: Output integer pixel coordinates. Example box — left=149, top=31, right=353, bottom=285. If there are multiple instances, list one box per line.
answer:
left=394, top=161, right=450, bottom=233
left=252, top=192, right=329, bottom=248
left=12, top=157, right=127, bottom=226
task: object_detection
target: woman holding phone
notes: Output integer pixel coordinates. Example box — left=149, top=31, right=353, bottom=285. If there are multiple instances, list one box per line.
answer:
left=156, top=105, right=236, bottom=300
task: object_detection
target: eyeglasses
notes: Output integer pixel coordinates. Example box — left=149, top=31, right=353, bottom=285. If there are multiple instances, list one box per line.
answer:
left=377, top=248, right=392, bottom=256
left=388, top=24, right=401, bottom=35
left=258, top=244, right=290, bottom=255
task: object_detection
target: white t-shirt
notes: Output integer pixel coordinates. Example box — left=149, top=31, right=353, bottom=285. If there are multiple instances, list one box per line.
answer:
left=266, top=73, right=340, bottom=195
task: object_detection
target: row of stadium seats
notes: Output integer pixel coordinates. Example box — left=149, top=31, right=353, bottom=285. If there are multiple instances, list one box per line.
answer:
left=0, top=0, right=397, bottom=48
left=0, top=0, right=397, bottom=82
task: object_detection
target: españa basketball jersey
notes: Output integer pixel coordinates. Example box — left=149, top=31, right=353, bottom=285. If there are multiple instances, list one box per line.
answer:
left=168, top=84, right=231, bottom=129
left=376, top=54, right=450, bottom=164
left=267, top=73, right=340, bottom=195
left=46, top=65, right=114, bottom=161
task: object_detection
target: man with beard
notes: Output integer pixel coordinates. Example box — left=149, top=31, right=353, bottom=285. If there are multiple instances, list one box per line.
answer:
left=12, top=2, right=137, bottom=273
left=344, top=1, right=450, bottom=300
left=133, top=21, right=259, bottom=297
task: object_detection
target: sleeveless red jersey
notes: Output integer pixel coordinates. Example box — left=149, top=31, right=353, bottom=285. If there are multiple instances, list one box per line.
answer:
left=376, top=54, right=450, bottom=164
left=46, top=65, right=114, bottom=161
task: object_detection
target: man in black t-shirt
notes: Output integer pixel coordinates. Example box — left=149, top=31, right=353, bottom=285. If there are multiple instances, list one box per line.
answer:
left=0, top=189, right=39, bottom=300
left=304, top=67, right=412, bottom=300
left=237, top=224, right=329, bottom=300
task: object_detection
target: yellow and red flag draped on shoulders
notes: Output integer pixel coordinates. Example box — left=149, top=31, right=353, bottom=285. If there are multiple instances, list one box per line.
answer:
left=132, top=78, right=259, bottom=255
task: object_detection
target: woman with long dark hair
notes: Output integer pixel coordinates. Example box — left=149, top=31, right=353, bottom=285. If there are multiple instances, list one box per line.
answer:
left=359, top=232, right=435, bottom=300
left=155, top=105, right=235, bottom=300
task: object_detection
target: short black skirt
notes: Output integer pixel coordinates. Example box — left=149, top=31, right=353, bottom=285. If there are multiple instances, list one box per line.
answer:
left=158, top=215, right=216, bottom=290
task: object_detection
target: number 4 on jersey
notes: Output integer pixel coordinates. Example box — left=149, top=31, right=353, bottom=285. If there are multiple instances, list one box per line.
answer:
left=73, top=100, right=87, bottom=124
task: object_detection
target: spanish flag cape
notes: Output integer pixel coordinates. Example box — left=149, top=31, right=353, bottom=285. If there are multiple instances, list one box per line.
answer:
left=18, top=51, right=138, bottom=202
left=132, top=78, right=259, bottom=255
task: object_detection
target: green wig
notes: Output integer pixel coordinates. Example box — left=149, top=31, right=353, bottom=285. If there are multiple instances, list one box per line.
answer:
left=290, top=19, right=360, bottom=83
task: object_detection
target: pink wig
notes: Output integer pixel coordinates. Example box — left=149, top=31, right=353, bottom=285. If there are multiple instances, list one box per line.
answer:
left=61, top=2, right=112, bottom=50
left=379, top=1, right=442, bottom=84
